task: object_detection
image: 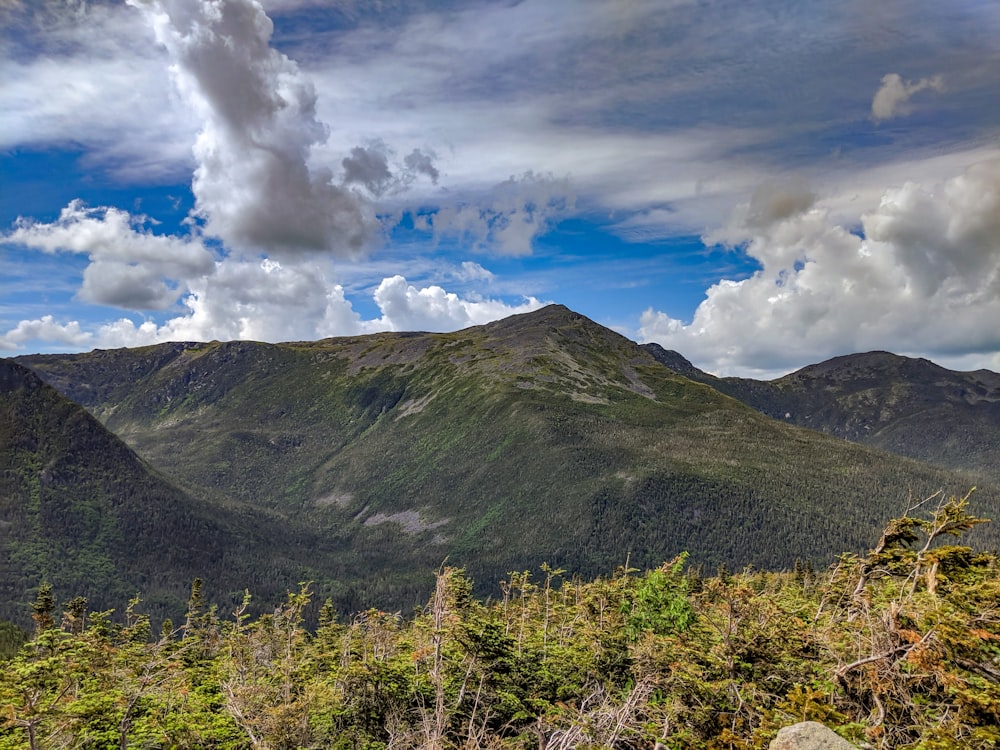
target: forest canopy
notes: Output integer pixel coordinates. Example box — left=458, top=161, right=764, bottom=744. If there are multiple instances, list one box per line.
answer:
left=1, top=492, right=998, bottom=750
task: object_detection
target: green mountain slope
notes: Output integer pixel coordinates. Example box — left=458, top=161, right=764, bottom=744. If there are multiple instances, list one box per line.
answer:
left=0, top=358, right=237, bottom=623
left=16, top=307, right=998, bottom=608
left=643, top=345, right=1000, bottom=484
left=0, top=358, right=438, bottom=625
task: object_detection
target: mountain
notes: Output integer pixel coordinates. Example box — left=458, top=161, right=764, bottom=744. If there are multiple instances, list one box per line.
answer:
left=643, top=345, right=1000, bottom=484
left=0, top=358, right=236, bottom=623
left=15, top=306, right=998, bottom=611
left=0, top=358, right=433, bottom=625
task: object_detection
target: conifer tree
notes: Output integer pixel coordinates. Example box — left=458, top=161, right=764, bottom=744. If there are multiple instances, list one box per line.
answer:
left=29, top=583, right=55, bottom=634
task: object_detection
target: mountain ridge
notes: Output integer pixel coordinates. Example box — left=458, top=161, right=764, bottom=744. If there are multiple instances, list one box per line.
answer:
left=0, top=358, right=235, bottom=622
left=642, top=342, right=1000, bottom=483
left=10, top=306, right=999, bottom=618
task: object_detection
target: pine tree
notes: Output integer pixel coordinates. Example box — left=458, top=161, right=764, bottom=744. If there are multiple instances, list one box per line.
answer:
left=30, top=583, right=55, bottom=634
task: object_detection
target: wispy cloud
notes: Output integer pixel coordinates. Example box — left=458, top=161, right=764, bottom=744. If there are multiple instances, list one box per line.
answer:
left=420, top=172, right=576, bottom=257
left=0, top=0, right=196, bottom=181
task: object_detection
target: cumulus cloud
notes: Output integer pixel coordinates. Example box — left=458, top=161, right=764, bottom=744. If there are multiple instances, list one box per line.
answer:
left=0, top=262, right=542, bottom=353
left=127, top=0, right=375, bottom=256
left=425, top=172, right=574, bottom=256
left=4, top=200, right=215, bottom=310
left=372, top=275, right=544, bottom=332
left=872, top=73, right=945, bottom=122
left=0, top=316, right=93, bottom=352
left=639, top=156, right=1000, bottom=377
left=98, top=257, right=365, bottom=345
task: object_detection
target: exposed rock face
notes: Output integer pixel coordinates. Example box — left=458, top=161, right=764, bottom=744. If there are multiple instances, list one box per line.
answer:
left=770, top=722, right=858, bottom=750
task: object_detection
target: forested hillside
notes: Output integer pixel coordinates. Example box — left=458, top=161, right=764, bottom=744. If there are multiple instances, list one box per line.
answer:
left=644, top=345, right=1000, bottom=484
left=0, top=359, right=428, bottom=626
left=12, top=306, right=999, bottom=622
left=0, top=358, right=232, bottom=622
left=1, top=496, right=997, bottom=749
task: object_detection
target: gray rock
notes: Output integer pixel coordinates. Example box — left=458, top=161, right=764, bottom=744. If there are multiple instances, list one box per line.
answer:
left=770, top=721, right=858, bottom=750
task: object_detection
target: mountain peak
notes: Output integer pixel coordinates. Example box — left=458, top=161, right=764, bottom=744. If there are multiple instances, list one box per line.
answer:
left=784, top=350, right=950, bottom=383
left=479, top=303, right=581, bottom=332
left=0, top=358, right=42, bottom=394
left=474, top=304, right=646, bottom=360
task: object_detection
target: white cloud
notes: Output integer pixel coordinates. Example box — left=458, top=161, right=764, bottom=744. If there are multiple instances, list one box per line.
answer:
left=128, top=0, right=376, bottom=256
left=639, top=156, right=1000, bottom=377
left=4, top=201, right=215, bottom=310
left=455, top=261, right=494, bottom=282
left=8, top=255, right=364, bottom=351
left=0, top=263, right=540, bottom=353
left=872, top=73, right=945, bottom=122
left=372, top=275, right=545, bottom=332
left=0, top=316, right=93, bottom=352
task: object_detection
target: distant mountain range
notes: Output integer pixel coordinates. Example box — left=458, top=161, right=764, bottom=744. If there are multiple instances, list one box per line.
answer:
left=642, top=344, right=1000, bottom=484
left=6, top=305, right=997, bottom=623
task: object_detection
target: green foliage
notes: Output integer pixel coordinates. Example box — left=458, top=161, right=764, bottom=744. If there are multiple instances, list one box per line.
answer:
left=0, top=496, right=995, bottom=749
left=29, top=585, right=54, bottom=635
left=11, top=307, right=997, bottom=629
left=620, top=554, right=694, bottom=640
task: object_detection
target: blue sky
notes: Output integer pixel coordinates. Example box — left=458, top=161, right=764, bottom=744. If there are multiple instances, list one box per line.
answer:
left=2, top=0, right=999, bottom=376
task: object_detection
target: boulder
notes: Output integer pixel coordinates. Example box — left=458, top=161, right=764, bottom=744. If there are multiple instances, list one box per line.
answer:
left=770, top=721, right=858, bottom=750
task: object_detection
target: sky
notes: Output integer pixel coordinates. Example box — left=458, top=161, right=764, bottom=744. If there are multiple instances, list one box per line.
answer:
left=1, top=0, right=999, bottom=378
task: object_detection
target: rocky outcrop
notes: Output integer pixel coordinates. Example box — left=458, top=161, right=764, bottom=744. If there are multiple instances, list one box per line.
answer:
left=770, top=721, right=859, bottom=750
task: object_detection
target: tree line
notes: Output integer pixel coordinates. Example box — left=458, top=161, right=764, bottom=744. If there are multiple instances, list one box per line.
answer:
left=1, top=492, right=998, bottom=749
